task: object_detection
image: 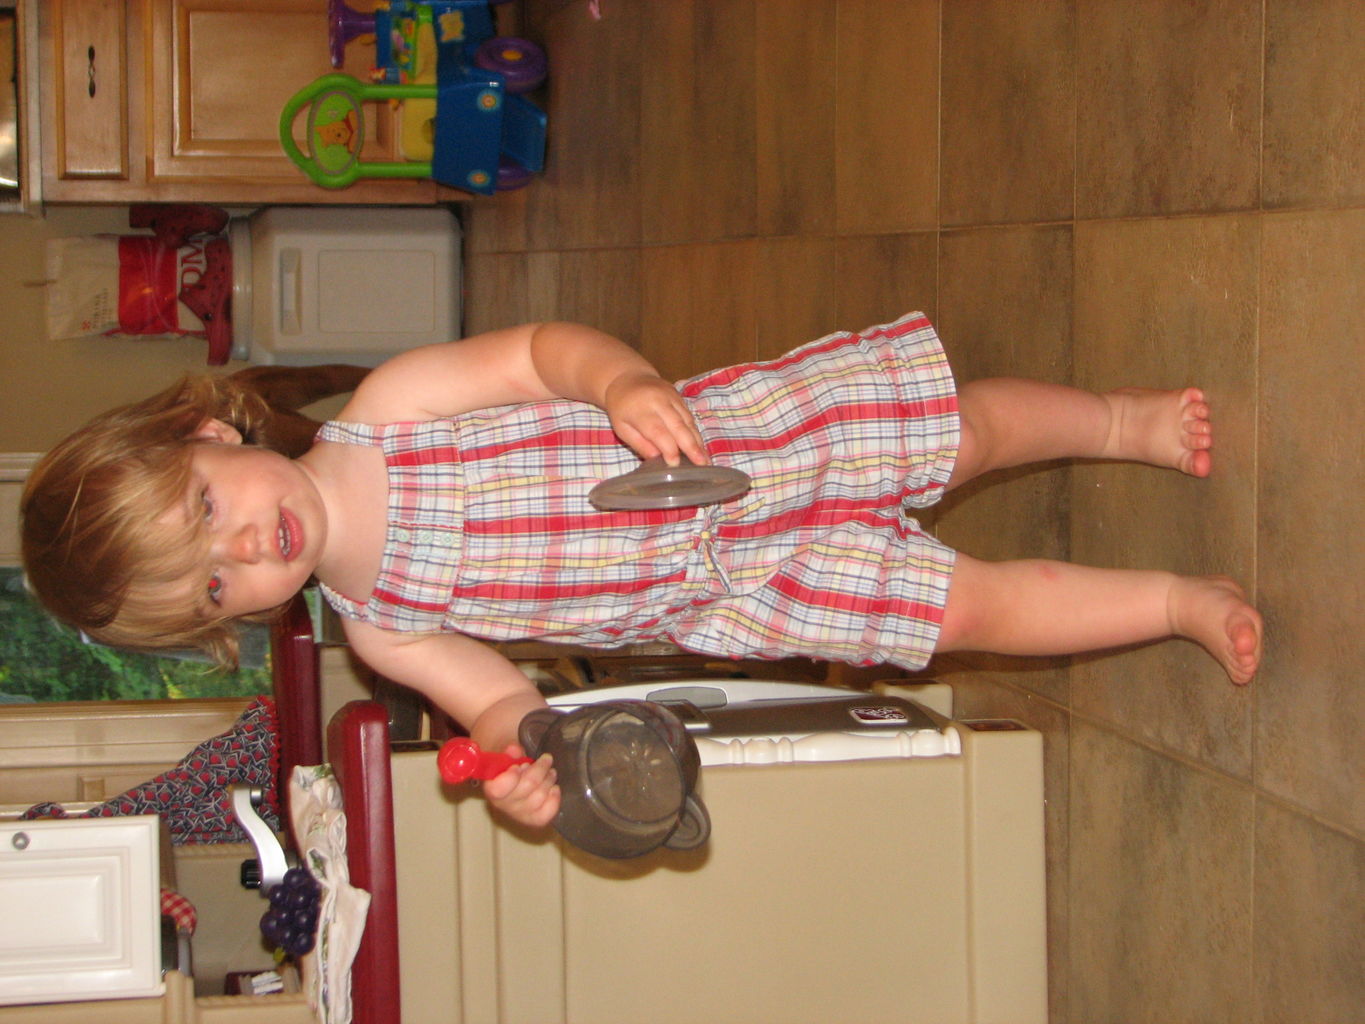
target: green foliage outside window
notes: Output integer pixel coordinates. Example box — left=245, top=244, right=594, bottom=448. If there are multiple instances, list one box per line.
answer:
left=0, top=568, right=270, bottom=703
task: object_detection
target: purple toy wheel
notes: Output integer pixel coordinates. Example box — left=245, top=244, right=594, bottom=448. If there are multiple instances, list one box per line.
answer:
left=328, top=0, right=374, bottom=69
left=474, top=37, right=548, bottom=94
left=495, top=158, right=535, bottom=191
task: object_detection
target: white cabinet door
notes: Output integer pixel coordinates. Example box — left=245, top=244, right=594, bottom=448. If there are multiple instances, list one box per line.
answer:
left=0, top=815, right=163, bottom=1005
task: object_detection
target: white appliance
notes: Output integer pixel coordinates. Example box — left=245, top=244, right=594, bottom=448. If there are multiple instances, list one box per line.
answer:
left=386, top=679, right=1048, bottom=1024
left=229, top=206, right=462, bottom=367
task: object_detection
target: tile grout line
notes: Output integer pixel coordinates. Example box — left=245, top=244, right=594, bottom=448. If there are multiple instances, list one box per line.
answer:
left=1248, top=0, right=1267, bottom=987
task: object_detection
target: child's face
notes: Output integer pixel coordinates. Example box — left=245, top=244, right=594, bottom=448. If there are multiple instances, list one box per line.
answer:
left=162, top=440, right=326, bottom=619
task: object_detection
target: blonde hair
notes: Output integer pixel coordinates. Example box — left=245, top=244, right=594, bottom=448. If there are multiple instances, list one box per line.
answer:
left=21, top=375, right=282, bottom=667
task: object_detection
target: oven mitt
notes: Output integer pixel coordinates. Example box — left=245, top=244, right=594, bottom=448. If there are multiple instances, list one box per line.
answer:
left=22, top=696, right=281, bottom=845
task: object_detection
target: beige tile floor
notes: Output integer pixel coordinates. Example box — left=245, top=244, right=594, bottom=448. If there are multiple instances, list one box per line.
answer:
left=465, top=1, right=1365, bottom=1020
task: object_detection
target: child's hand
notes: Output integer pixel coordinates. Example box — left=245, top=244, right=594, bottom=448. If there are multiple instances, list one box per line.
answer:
left=481, top=746, right=561, bottom=829
left=603, top=372, right=708, bottom=466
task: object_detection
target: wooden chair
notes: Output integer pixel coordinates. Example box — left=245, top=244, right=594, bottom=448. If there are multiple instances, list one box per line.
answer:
left=326, top=701, right=401, bottom=1024
left=270, top=594, right=401, bottom=1024
left=270, top=594, right=323, bottom=784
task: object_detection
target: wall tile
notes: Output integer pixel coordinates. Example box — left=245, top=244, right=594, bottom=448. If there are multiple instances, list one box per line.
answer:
left=753, top=236, right=838, bottom=359
left=462, top=253, right=534, bottom=334
left=1258, top=209, right=1365, bottom=834
left=941, top=0, right=1075, bottom=227
left=529, top=248, right=644, bottom=345
left=639, top=0, right=757, bottom=245
left=1071, top=215, right=1258, bottom=776
left=524, top=0, right=646, bottom=251
left=640, top=241, right=759, bottom=380
left=1069, top=721, right=1254, bottom=1023
left=937, top=224, right=1075, bottom=386
left=462, top=190, right=535, bottom=258
left=755, top=0, right=837, bottom=237
left=831, top=232, right=938, bottom=334
left=834, top=0, right=939, bottom=234
left=1264, top=0, right=1365, bottom=209
left=1076, top=0, right=1261, bottom=218
left=1254, top=799, right=1365, bottom=1023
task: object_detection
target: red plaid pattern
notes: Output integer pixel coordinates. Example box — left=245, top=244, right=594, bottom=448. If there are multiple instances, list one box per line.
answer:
left=161, top=887, right=198, bottom=935
left=319, top=312, right=959, bottom=670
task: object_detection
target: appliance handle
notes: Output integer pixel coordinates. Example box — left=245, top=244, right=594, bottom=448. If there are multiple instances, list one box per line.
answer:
left=278, top=248, right=302, bottom=335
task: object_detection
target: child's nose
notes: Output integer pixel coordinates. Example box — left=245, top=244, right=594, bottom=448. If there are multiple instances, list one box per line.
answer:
left=218, top=523, right=261, bottom=564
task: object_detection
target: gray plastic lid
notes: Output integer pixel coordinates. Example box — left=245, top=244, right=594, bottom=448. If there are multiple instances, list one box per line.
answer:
left=589, top=457, right=751, bottom=510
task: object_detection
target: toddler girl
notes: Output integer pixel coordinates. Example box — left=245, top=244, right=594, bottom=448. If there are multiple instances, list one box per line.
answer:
left=22, top=313, right=1262, bottom=828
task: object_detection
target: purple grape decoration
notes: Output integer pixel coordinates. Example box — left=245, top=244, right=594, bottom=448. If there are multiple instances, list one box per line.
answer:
left=259, top=866, right=322, bottom=957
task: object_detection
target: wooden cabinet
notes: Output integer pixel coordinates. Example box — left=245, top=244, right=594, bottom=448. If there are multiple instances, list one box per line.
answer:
left=35, top=0, right=464, bottom=204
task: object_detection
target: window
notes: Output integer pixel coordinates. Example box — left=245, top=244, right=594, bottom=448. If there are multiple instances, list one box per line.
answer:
left=0, top=567, right=270, bottom=703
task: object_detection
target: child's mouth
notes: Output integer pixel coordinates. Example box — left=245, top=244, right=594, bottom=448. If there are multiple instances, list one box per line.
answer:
left=278, top=510, right=300, bottom=561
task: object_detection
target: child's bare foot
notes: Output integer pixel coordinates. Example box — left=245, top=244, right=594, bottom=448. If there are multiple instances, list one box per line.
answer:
left=1103, top=387, right=1212, bottom=477
left=1167, top=575, right=1262, bottom=684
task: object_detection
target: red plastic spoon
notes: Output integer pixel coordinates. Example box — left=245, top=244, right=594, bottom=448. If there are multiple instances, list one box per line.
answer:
left=437, top=737, right=532, bottom=784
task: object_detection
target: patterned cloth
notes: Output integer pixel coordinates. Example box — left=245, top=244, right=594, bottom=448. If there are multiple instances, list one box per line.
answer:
left=22, top=697, right=281, bottom=845
left=318, top=312, right=961, bottom=670
left=161, top=887, right=199, bottom=934
left=290, top=764, right=371, bottom=1024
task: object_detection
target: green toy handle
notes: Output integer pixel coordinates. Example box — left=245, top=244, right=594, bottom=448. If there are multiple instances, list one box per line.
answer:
left=280, top=73, right=437, bottom=188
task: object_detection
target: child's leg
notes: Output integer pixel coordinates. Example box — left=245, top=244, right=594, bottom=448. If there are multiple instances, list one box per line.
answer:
left=949, top=380, right=1213, bottom=489
left=937, top=553, right=1262, bottom=684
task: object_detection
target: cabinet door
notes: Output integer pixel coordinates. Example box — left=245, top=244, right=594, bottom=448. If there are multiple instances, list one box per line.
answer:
left=0, top=817, right=162, bottom=1006
left=146, top=0, right=399, bottom=183
left=38, top=0, right=457, bottom=203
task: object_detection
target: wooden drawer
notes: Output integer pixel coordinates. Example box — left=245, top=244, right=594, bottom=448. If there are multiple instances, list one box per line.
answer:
left=49, top=0, right=128, bottom=180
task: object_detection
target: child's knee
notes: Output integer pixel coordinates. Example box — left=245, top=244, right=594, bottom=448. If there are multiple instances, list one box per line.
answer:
left=947, top=400, right=981, bottom=490
left=935, top=553, right=986, bottom=651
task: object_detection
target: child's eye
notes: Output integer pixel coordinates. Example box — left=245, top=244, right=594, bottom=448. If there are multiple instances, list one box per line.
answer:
left=207, top=573, right=223, bottom=606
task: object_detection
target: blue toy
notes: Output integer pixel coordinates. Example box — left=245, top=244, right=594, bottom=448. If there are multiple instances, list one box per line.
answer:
left=280, top=0, right=547, bottom=195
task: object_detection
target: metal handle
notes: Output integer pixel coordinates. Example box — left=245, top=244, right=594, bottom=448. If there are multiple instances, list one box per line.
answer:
left=229, top=784, right=290, bottom=891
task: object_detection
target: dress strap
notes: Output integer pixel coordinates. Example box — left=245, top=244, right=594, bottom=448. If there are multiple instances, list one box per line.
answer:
left=314, top=420, right=384, bottom=447
left=316, top=579, right=369, bottom=623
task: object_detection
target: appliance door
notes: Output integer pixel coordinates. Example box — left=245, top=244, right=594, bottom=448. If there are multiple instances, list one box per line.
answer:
left=388, top=681, right=1047, bottom=1024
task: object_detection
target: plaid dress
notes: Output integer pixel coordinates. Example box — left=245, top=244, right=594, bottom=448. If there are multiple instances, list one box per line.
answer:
left=317, top=312, right=961, bottom=670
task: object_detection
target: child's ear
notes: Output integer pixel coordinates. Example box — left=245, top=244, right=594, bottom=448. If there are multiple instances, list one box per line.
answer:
left=192, top=418, right=244, bottom=445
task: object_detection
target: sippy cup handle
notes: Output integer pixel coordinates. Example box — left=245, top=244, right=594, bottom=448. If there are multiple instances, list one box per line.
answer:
left=437, top=737, right=532, bottom=784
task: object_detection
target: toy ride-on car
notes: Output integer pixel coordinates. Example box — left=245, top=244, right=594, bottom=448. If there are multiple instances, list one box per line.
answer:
left=281, top=0, right=547, bottom=195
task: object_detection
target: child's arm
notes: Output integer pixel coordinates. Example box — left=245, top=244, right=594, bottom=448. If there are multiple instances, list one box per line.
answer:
left=338, top=321, right=708, bottom=465
left=342, top=618, right=561, bottom=829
